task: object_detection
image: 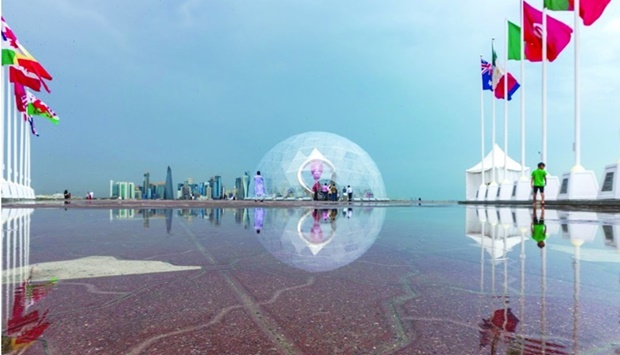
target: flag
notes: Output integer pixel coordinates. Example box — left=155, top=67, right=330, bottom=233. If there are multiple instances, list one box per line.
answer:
left=523, top=1, right=573, bottom=62
left=13, top=82, right=27, bottom=112
left=24, top=114, right=39, bottom=137
left=544, top=0, right=611, bottom=26
left=1, top=17, right=52, bottom=92
left=507, top=21, right=522, bottom=60
left=481, top=58, right=493, bottom=91
left=492, top=46, right=520, bottom=101
left=9, top=65, right=42, bottom=92
left=24, top=91, right=59, bottom=125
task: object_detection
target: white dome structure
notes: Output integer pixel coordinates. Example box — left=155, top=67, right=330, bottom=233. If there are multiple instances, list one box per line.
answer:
left=253, top=132, right=387, bottom=200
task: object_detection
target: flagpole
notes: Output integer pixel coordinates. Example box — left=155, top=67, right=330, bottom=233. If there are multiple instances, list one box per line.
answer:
left=573, top=0, right=582, bottom=170
left=11, top=94, right=16, bottom=188
left=0, top=0, right=4, bottom=209
left=491, top=38, right=497, bottom=185
left=6, top=80, right=12, bottom=191
left=503, top=19, right=509, bottom=184
left=542, top=8, right=548, bottom=164
left=520, top=0, right=526, bottom=179
left=19, top=112, right=25, bottom=188
left=480, top=55, right=486, bottom=188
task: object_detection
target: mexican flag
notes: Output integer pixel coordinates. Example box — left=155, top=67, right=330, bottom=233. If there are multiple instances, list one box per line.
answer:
left=544, top=0, right=611, bottom=26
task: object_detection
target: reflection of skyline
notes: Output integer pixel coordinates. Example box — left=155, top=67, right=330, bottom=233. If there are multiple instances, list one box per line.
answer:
left=255, top=207, right=385, bottom=272
left=466, top=206, right=620, bottom=354
left=109, top=208, right=252, bottom=232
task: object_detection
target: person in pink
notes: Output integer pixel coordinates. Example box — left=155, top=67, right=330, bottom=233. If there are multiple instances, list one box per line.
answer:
left=253, top=171, right=265, bottom=202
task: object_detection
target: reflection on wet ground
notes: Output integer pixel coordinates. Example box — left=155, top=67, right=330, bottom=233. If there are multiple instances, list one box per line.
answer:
left=1, top=205, right=619, bottom=354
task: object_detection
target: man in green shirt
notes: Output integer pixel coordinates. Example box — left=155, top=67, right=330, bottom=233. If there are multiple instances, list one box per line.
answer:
left=531, top=162, right=547, bottom=205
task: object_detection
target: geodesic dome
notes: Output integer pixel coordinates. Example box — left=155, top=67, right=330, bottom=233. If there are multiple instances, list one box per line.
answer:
left=253, top=132, right=387, bottom=200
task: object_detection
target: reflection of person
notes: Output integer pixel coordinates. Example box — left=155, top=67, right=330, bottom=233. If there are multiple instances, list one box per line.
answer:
left=531, top=206, right=546, bottom=249
left=347, top=208, right=352, bottom=219
left=254, top=171, right=265, bottom=202
left=531, top=162, right=547, bottom=205
left=254, top=208, right=264, bottom=234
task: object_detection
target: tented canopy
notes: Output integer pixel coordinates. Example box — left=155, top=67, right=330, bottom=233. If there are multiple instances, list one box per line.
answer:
left=465, top=144, right=530, bottom=200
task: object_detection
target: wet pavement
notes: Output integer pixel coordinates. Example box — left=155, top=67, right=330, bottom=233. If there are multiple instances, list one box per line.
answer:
left=2, top=204, right=620, bottom=354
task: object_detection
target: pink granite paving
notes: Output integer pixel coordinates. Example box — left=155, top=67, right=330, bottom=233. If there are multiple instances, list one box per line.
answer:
left=1, top=207, right=619, bottom=354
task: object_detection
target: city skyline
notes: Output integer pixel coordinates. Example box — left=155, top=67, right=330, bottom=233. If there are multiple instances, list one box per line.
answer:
left=4, top=0, right=620, bottom=200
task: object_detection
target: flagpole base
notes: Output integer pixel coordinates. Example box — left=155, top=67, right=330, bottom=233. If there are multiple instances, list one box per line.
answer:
left=486, top=182, right=499, bottom=201
left=598, top=161, right=620, bottom=200
left=543, top=175, right=560, bottom=201
left=498, top=180, right=513, bottom=200
left=513, top=179, right=531, bottom=201
left=476, top=185, right=488, bottom=201
left=557, top=169, right=599, bottom=200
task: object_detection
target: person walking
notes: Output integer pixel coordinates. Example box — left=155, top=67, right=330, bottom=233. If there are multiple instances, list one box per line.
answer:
left=346, top=185, right=353, bottom=203
left=254, top=171, right=265, bottom=202
left=531, top=162, right=547, bottom=206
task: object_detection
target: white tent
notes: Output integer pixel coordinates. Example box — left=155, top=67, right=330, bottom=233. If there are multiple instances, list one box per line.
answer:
left=465, top=144, right=530, bottom=201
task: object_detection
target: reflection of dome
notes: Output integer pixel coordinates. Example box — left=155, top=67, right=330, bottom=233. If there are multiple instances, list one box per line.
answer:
left=256, top=207, right=385, bottom=272
left=253, top=132, right=387, bottom=199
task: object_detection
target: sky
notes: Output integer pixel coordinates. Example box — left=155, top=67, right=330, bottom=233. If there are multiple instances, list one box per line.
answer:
left=4, top=0, right=620, bottom=200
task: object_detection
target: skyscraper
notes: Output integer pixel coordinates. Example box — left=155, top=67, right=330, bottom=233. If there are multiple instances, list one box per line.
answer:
left=143, top=172, right=150, bottom=199
left=164, top=166, right=174, bottom=200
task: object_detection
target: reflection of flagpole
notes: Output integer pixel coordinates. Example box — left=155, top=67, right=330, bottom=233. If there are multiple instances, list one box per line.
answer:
left=541, top=245, right=547, bottom=353
left=5, top=220, right=11, bottom=324
left=519, top=228, right=526, bottom=337
left=573, top=243, right=581, bottom=354
left=502, top=230, right=509, bottom=330
left=480, top=221, right=485, bottom=292
left=491, top=224, right=496, bottom=295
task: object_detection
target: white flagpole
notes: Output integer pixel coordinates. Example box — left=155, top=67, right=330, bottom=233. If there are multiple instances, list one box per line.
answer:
left=6, top=80, right=12, bottom=189
left=573, top=0, right=582, bottom=169
left=26, top=121, right=30, bottom=194
left=491, top=38, right=497, bottom=184
left=520, top=0, right=526, bottom=178
left=503, top=19, right=509, bottom=184
left=542, top=8, right=548, bottom=163
left=11, top=93, right=16, bottom=187
left=0, top=0, right=4, bottom=208
left=480, top=55, right=486, bottom=187
left=19, top=110, right=25, bottom=188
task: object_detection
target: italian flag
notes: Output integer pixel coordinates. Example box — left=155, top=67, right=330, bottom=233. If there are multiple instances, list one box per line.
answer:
left=544, top=0, right=611, bottom=26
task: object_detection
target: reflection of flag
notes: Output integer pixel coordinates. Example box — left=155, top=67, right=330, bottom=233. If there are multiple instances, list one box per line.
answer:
left=480, top=58, right=493, bottom=91
left=492, top=47, right=520, bottom=101
left=523, top=1, right=573, bottom=62
left=544, top=0, right=611, bottom=26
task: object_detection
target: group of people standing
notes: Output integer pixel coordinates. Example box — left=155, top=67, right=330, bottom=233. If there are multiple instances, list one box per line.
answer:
left=312, top=181, right=353, bottom=202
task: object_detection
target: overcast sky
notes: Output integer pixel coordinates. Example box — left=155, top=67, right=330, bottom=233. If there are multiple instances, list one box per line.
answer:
left=5, top=0, right=620, bottom=200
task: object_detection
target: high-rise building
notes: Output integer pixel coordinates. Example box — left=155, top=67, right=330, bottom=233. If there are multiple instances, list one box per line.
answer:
left=235, top=177, right=244, bottom=199
left=164, top=166, right=174, bottom=200
left=110, top=180, right=136, bottom=199
left=212, top=175, right=222, bottom=199
left=242, top=172, right=250, bottom=199
left=143, top=172, right=150, bottom=199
